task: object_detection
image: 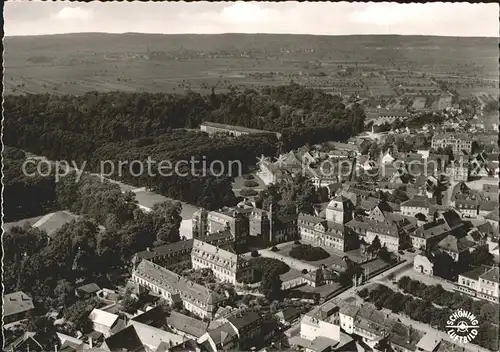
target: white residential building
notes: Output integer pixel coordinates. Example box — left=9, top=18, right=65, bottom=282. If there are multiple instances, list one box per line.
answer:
left=300, top=303, right=341, bottom=342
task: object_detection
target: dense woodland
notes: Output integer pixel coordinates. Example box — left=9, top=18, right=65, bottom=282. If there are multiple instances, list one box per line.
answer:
left=4, top=84, right=365, bottom=221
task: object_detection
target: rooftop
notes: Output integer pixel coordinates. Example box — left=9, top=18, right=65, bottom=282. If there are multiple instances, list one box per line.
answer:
left=459, top=266, right=490, bottom=281
left=416, top=333, right=442, bottom=352
left=485, top=208, right=499, bottom=222
left=480, top=266, right=499, bottom=283
left=192, top=239, right=246, bottom=271
left=32, top=210, right=80, bottom=238
left=437, top=235, right=475, bottom=253
left=135, top=239, right=194, bottom=260
left=130, top=306, right=166, bottom=328
left=103, top=326, right=144, bottom=352
left=401, top=197, right=432, bottom=208
left=167, top=311, right=209, bottom=338
left=76, top=283, right=101, bottom=294
left=413, top=219, right=450, bottom=239
left=388, top=322, right=425, bottom=351
left=3, top=291, right=34, bottom=317
left=88, top=309, right=119, bottom=328
left=201, top=121, right=280, bottom=138
left=432, top=132, right=470, bottom=141
left=207, top=322, right=238, bottom=346
left=134, top=259, right=223, bottom=307
left=227, top=311, right=261, bottom=331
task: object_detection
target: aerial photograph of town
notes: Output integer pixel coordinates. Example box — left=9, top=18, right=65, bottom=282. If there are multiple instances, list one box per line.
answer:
left=2, top=2, right=499, bottom=352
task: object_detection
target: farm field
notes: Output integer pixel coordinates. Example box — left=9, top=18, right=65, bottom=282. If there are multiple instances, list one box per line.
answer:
left=4, top=33, right=499, bottom=96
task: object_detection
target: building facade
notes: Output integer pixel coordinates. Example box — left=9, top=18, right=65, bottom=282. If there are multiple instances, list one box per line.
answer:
left=191, top=239, right=253, bottom=285
left=431, top=133, right=472, bottom=154
left=200, top=121, right=281, bottom=139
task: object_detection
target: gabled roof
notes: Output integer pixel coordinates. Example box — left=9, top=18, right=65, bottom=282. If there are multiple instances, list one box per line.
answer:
left=88, top=308, right=119, bottom=328
left=166, top=311, right=209, bottom=338
left=437, top=235, right=475, bottom=253
left=413, top=220, right=450, bottom=239
left=207, top=322, right=238, bottom=346
left=401, top=197, right=432, bottom=208
left=459, top=266, right=488, bottom=280
left=479, top=201, right=498, bottom=212
left=103, top=326, right=144, bottom=352
left=275, top=307, right=302, bottom=321
left=440, top=210, right=463, bottom=229
left=480, top=266, right=499, bottom=283
left=227, top=311, right=260, bottom=331
left=3, top=291, right=34, bottom=317
left=416, top=333, right=441, bottom=352
left=6, top=332, right=44, bottom=352
left=32, top=210, right=80, bottom=238
left=485, top=208, right=499, bottom=222
left=131, top=306, right=166, bottom=328
left=76, top=283, right=101, bottom=294
left=134, top=260, right=223, bottom=308
left=135, top=239, right=194, bottom=261
left=388, top=322, right=424, bottom=351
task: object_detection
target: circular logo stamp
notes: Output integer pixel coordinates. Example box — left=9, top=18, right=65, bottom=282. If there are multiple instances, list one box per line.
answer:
left=446, top=309, right=479, bottom=344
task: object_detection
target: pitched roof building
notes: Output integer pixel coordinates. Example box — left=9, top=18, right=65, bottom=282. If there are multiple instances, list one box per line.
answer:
left=132, top=259, right=224, bottom=319
left=3, top=291, right=35, bottom=324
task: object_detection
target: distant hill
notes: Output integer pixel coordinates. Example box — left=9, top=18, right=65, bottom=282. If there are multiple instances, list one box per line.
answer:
left=4, top=33, right=498, bottom=95
left=5, top=32, right=498, bottom=57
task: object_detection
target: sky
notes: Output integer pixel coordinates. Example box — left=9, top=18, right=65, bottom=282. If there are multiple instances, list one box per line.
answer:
left=4, top=1, right=499, bottom=37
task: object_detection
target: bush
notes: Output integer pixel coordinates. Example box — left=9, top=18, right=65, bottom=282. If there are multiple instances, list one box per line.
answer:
left=249, top=257, right=290, bottom=282
left=243, top=175, right=255, bottom=180
left=251, top=250, right=260, bottom=257
left=240, top=188, right=258, bottom=196
left=358, top=288, right=369, bottom=298
left=270, top=246, right=279, bottom=252
left=289, top=244, right=329, bottom=261
left=244, top=180, right=259, bottom=187
left=301, top=269, right=308, bottom=274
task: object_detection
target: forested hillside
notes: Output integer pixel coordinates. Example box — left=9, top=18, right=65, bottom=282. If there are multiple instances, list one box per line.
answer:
left=4, top=84, right=365, bottom=216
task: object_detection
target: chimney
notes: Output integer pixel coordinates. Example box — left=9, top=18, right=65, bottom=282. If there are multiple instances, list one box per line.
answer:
left=89, top=337, right=93, bottom=349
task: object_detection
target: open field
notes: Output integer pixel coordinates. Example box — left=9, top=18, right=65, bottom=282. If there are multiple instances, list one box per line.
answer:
left=4, top=33, right=498, bottom=96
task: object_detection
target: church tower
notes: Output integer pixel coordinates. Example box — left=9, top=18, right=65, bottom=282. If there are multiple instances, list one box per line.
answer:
left=325, top=196, right=354, bottom=224
left=192, top=208, right=208, bottom=238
